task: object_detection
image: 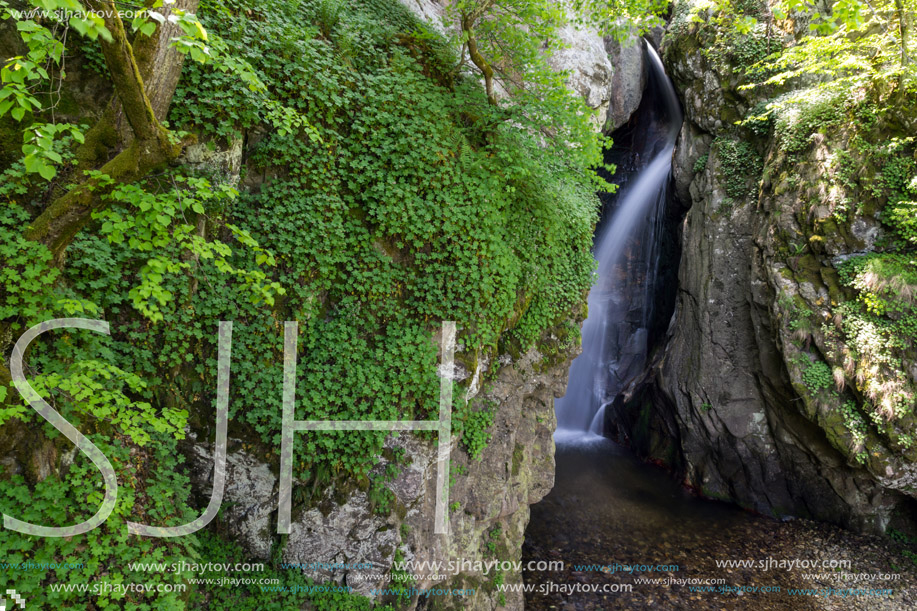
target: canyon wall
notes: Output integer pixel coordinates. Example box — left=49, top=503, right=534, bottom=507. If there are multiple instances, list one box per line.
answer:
left=614, top=0, right=917, bottom=535
left=0, top=1, right=651, bottom=608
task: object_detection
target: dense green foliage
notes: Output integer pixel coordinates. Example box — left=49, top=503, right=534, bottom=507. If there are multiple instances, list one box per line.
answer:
left=0, top=437, right=199, bottom=609
left=159, top=0, right=601, bottom=480
left=713, top=136, right=762, bottom=200
left=0, top=0, right=610, bottom=607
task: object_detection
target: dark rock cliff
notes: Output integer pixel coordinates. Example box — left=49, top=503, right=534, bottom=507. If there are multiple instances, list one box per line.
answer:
left=614, top=0, right=917, bottom=535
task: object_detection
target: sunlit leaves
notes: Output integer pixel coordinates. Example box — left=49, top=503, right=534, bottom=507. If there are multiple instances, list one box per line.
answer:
left=747, top=0, right=916, bottom=91
left=448, top=0, right=615, bottom=192
left=734, top=14, right=757, bottom=34
left=90, top=173, right=285, bottom=322
left=20, top=122, right=85, bottom=180
left=568, top=0, right=669, bottom=41
left=16, top=359, right=186, bottom=445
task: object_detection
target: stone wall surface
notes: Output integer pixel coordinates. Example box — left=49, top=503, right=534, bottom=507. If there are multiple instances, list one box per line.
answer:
left=613, top=0, right=917, bottom=535
left=187, top=343, right=576, bottom=610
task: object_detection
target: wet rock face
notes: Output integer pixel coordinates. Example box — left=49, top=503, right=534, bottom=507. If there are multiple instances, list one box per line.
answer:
left=186, top=344, right=575, bottom=609
left=613, top=0, right=916, bottom=535
left=634, top=150, right=896, bottom=529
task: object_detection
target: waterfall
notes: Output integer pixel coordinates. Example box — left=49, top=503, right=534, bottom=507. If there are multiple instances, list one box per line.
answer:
left=554, top=42, right=683, bottom=443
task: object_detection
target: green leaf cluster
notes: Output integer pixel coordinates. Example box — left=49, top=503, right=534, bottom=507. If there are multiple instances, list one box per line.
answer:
left=713, top=136, right=762, bottom=200
left=160, top=0, right=601, bottom=482
left=0, top=436, right=199, bottom=609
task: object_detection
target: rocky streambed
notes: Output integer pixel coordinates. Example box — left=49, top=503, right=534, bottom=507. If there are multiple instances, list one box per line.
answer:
left=523, top=438, right=917, bottom=610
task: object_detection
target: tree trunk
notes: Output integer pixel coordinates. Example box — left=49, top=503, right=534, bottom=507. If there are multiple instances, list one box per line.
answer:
left=463, top=15, right=498, bottom=105
left=111, top=0, right=200, bottom=139
left=24, top=0, right=195, bottom=265
left=2, top=0, right=195, bottom=401
left=136, top=0, right=200, bottom=120
left=895, top=0, right=912, bottom=69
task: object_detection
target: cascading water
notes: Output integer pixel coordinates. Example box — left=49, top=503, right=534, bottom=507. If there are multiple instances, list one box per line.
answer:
left=554, top=41, right=683, bottom=442
left=522, top=43, right=898, bottom=611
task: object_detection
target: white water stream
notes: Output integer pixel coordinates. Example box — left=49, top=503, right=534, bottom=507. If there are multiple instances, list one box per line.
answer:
left=555, top=43, right=683, bottom=444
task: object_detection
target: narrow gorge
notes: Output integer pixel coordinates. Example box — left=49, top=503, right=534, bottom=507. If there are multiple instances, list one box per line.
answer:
left=1, top=1, right=916, bottom=610
left=526, top=0, right=917, bottom=608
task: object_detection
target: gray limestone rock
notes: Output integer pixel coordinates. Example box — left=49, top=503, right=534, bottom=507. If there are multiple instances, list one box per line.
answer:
left=603, top=36, right=646, bottom=132
left=548, top=20, right=616, bottom=132
left=397, top=0, right=450, bottom=34
left=187, top=440, right=277, bottom=560
left=184, top=344, right=576, bottom=609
